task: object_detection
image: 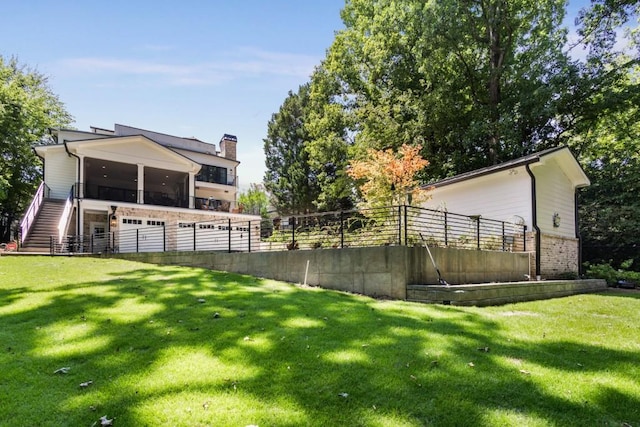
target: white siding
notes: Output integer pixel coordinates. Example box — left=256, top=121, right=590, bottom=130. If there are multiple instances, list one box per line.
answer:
left=423, top=167, right=533, bottom=228
left=44, top=147, right=77, bottom=199
left=532, top=159, right=576, bottom=238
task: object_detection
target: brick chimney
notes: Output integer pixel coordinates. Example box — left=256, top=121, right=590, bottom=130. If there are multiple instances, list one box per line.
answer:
left=219, top=134, right=237, bottom=160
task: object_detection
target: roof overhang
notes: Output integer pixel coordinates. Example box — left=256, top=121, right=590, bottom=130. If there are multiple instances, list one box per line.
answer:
left=427, top=146, right=590, bottom=189
left=62, top=135, right=202, bottom=173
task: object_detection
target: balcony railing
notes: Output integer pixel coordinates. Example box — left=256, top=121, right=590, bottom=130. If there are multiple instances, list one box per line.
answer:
left=195, top=175, right=238, bottom=187
left=74, top=183, right=233, bottom=211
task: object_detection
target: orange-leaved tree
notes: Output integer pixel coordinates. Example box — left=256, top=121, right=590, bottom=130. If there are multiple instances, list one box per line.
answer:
left=347, top=144, right=431, bottom=210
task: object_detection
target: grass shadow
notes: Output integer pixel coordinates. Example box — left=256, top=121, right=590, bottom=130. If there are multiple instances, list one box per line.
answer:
left=0, top=257, right=638, bottom=426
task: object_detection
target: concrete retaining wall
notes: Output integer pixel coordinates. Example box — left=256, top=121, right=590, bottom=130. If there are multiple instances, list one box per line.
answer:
left=108, top=245, right=530, bottom=300
left=407, top=279, right=607, bottom=306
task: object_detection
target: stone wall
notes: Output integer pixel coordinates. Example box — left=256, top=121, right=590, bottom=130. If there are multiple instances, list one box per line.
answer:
left=520, top=232, right=579, bottom=279
left=407, top=279, right=606, bottom=306
left=540, top=234, right=579, bottom=278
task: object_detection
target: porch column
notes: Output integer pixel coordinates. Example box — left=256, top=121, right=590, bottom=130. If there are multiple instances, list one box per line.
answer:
left=77, top=154, right=85, bottom=198
left=188, top=172, right=195, bottom=209
left=137, top=164, right=144, bottom=204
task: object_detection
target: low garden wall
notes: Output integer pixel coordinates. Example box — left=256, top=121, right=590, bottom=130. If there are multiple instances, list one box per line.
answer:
left=108, top=245, right=530, bottom=300
left=407, top=279, right=607, bottom=306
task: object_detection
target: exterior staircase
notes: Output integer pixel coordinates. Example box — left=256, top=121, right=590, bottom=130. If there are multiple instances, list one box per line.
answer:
left=20, top=199, right=66, bottom=252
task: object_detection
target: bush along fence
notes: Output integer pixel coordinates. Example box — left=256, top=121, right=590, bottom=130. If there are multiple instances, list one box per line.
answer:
left=50, top=205, right=528, bottom=255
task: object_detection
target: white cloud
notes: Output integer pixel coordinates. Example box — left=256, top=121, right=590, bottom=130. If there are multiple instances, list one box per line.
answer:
left=56, top=47, right=320, bottom=86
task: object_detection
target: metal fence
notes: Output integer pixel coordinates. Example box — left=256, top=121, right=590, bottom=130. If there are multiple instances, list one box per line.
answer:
left=51, top=205, right=527, bottom=255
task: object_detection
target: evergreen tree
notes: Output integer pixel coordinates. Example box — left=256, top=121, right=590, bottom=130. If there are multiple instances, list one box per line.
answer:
left=263, top=84, right=319, bottom=214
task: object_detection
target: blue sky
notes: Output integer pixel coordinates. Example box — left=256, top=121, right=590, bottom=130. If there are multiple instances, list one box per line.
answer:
left=2, top=0, right=595, bottom=188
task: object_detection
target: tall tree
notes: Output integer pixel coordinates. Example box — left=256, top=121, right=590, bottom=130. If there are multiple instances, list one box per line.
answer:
left=0, top=56, right=72, bottom=241
left=238, top=183, right=269, bottom=218
left=571, top=0, right=640, bottom=269
left=316, top=0, right=574, bottom=179
left=263, top=84, right=319, bottom=215
left=305, top=66, right=356, bottom=212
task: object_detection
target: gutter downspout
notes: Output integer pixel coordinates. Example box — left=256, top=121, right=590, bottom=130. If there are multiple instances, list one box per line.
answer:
left=525, top=164, right=541, bottom=279
left=575, top=191, right=583, bottom=277
left=63, top=140, right=82, bottom=237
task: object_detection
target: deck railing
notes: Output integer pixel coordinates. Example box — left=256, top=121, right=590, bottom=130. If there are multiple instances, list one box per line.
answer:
left=57, top=186, right=75, bottom=243
left=50, top=205, right=527, bottom=255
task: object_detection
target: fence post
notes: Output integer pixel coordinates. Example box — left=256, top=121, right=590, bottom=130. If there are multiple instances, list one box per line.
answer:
left=476, top=217, right=481, bottom=250
left=163, top=224, right=166, bottom=252
left=403, top=205, right=408, bottom=246
left=523, top=225, right=527, bottom=252
left=193, top=222, right=196, bottom=252
left=248, top=221, right=251, bottom=252
left=397, top=206, right=401, bottom=245
left=228, top=218, right=232, bottom=253
left=292, top=216, right=296, bottom=248
left=90, top=233, right=94, bottom=253
left=444, top=212, right=448, bottom=246
left=50, top=236, right=54, bottom=256
left=502, top=222, right=505, bottom=251
left=136, top=229, right=139, bottom=253
left=340, top=211, right=344, bottom=248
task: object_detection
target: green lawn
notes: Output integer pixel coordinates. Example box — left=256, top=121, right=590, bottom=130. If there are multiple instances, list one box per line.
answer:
left=0, top=256, right=638, bottom=426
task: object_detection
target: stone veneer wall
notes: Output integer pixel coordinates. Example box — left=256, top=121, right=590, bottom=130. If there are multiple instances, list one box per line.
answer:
left=521, top=232, right=579, bottom=279
left=540, top=234, right=579, bottom=278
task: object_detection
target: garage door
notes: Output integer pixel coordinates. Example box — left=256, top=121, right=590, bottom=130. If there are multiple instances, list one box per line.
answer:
left=119, top=218, right=165, bottom=253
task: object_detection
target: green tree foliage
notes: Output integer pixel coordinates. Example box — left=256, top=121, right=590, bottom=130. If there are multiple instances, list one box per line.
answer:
left=576, top=67, right=640, bottom=270
left=263, top=84, right=319, bottom=215
left=0, top=56, right=72, bottom=241
left=320, top=0, right=574, bottom=179
left=238, top=183, right=269, bottom=218
left=569, top=2, right=640, bottom=269
left=305, top=67, right=356, bottom=211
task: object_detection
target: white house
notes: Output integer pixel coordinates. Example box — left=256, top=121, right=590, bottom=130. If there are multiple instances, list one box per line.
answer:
left=422, top=146, right=590, bottom=279
left=21, top=124, right=260, bottom=253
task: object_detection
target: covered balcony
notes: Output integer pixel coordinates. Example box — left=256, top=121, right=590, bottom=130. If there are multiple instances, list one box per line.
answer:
left=81, top=158, right=190, bottom=208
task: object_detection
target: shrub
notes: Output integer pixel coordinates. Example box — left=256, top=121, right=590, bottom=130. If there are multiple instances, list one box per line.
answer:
left=585, top=260, right=640, bottom=287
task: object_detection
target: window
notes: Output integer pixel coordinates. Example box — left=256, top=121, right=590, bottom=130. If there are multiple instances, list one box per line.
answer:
left=196, top=165, right=228, bottom=185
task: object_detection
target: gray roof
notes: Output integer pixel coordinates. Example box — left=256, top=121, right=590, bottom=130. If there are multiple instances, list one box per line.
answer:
left=424, top=146, right=589, bottom=188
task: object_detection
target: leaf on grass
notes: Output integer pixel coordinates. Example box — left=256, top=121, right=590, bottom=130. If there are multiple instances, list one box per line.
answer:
left=203, top=401, right=210, bottom=410
left=468, top=362, right=475, bottom=367
left=477, top=347, right=490, bottom=352
left=54, top=367, right=70, bottom=374
left=197, top=298, right=206, bottom=303
left=80, top=380, right=93, bottom=388
left=243, top=336, right=253, bottom=341
left=519, top=369, right=531, bottom=375
left=99, top=415, right=113, bottom=426
left=213, top=312, right=221, bottom=318
left=338, top=392, right=349, bottom=398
